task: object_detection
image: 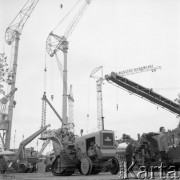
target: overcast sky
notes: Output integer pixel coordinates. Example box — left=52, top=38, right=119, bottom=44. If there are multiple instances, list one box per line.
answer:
left=0, top=0, right=180, bottom=152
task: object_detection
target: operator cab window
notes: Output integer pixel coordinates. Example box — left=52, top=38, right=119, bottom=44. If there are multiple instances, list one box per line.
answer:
left=86, top=137, right=95, bottom=151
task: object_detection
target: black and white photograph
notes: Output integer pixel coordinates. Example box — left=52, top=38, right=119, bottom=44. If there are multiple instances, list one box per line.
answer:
left=0, top=0, right=180, bottom=179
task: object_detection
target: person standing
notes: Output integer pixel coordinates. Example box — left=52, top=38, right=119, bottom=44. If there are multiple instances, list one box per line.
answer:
left=124, top=138, right=137, bottom=179
left=157, top=127, right=168, bottom=165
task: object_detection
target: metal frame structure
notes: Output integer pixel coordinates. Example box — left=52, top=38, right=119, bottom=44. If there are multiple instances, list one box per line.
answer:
left=90, top=65, right=161, bottom=131
left=46, top=0, right=91, bottom=125
left=4, top=0, right=40, bottom=150
left=105, top=72, right=180, bottom=116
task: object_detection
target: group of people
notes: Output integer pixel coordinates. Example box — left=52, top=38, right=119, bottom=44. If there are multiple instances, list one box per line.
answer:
left=122, top=126, right=169, bottom=178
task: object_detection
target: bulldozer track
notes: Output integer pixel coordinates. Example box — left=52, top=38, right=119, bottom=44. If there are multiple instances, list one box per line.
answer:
left=51, top=151, right=76, bottom=176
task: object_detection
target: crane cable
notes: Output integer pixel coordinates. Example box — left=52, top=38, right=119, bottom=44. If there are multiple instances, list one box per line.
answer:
left=41, top=52, right=47, bottom=127
left=112, top=0, right=119, bottom=112
left=86, top=78, right=91, bottom=133
left=50, top=57, right=54, bottom=101
left=52, top=0, right=82, bottom=32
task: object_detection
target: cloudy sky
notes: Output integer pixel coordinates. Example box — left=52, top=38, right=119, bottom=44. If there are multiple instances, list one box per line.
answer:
left=0, top=0, right=180, bottom=152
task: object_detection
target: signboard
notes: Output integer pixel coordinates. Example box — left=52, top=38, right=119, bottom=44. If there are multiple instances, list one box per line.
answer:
left=103, top=133, right=113, bottom=146
left=0, top=112, right=8, bottom=130
left=118, top=65, right=154, bottom=76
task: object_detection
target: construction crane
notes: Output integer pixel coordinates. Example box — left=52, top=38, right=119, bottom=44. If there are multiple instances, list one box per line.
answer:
left=0, top=88, right=17, bottom=150
left=90, top=66, right=104, bottom=131
left=90, top=65, right=161, bottom=131
left=4, top=0, right=39, bottom=150
left=46, top=0, right=91, bottom=126
left=105, top=72, right=180, bottom=116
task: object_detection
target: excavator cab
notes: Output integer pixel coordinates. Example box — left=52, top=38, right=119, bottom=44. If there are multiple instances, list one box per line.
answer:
left=86, top=137, right=96, bottom=157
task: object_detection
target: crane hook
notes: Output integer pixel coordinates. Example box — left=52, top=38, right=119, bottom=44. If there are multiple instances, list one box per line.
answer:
left=60, top=4, right=63, bottom=9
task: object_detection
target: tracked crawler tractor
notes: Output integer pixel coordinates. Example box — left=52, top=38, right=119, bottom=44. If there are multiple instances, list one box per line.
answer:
left=50, top=129, right=119, bottom=176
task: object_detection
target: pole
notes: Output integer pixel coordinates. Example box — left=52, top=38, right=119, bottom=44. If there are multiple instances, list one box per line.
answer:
left=62, top=40, right=69, bottom=126
left=5, top=31, right=20, bottom=150
left=101, top=116, right=104, bottom=130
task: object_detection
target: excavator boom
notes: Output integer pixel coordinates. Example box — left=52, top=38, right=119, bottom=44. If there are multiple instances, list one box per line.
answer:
left=18, top=124, right=50, bottom=160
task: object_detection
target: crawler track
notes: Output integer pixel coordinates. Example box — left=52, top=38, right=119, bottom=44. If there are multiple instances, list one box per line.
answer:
left=51, top=151, right=76, bottom=176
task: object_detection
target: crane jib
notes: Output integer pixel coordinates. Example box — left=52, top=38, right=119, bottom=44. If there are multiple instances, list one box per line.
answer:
left=105, top=72, right=180, bottom=116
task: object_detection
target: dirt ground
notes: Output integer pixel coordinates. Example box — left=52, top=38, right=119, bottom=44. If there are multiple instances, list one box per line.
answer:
left=0, top=172, right=120, bottom=180
left=1, top=171, right=178, bottom=180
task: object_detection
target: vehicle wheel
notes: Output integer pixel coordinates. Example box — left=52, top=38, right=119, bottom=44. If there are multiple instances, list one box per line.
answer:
left=109, top=158, right=120, bottom=175
left=77, top=161, right=83, bottom=174
left=18, top=164, right=27, bottom=173
left=45, top=165, right=51, bottom=172
left=80, top=157, right=92, bottom=175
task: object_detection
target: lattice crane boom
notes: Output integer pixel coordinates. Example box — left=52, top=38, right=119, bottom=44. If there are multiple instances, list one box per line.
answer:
left=46, top=0, right=91, bottom=57
left=105, top=72, right=180, bottom=116
left=64, top=0, right=91, bottom=40
left=5, top=0, right=40, bottom=45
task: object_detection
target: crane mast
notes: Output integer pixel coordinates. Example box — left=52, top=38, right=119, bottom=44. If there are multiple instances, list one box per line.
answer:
left=90, top=65, right=161, bottom=131
left=46, top=0, right=91, bottom=125
left=90, top=66, right=104, bottom=131
left=4, top=0, right=39, bottom=150
left=53, top=55, right=74, bottom=130
left=68, top=85, right=74, bottom=132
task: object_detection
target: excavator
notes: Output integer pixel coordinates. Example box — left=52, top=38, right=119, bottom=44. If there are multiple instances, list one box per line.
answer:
left=0, top=124, right=50, bottom=173
left=12, top=124, right=50, bottom=173
left=105, top=72, right=180, bottom=168
left=40, top=93, right=120, bottom=176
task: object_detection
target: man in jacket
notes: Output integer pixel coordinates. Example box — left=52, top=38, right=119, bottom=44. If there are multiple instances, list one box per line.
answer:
left=157, top=127, right=168, bottom=165
left=124, top=138, right=137, bottom=179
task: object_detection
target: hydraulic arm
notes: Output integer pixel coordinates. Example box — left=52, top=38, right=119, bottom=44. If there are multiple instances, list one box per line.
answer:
left=105, top=72, right=180, bottom=116
left=18, top=124, right=50, bottom=160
